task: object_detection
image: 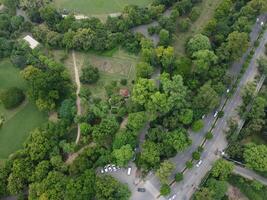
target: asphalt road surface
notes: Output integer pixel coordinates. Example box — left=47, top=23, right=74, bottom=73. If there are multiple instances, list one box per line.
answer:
left=233, top=165, right=267, bottom=186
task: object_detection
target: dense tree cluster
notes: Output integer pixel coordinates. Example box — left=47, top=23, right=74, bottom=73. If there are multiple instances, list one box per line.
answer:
left=0, top=87, right=25, bottom=109
left=1, top=0, right=266, bottom=199
left=21, top=54, right=72, bottom=112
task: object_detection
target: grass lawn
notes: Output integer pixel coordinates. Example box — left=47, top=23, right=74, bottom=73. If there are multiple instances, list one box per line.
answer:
left=0, top=59, right=47, bottom=160
left=59, top=48, right=138, bottom=99
left=53, top=0, right=152, bottom=15
left=174, top=0, right=222, bottom=55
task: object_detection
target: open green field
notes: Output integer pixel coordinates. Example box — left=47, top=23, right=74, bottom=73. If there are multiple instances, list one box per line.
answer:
left=54, top=0, right=152, bottom=15
left=56, top=48, right=138, bottom=99
left=174, top=0, right=222, bottom=55
left=0, top=59, right=47, bottom=159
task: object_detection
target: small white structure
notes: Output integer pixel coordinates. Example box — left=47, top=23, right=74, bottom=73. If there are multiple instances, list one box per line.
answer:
left=23, top=35, right=39, bottom=49
left=62, top=14, right=88, bottom=20
left=109, top=13, right=121, bottom=18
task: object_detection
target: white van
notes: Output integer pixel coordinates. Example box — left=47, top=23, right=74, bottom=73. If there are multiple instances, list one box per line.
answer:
left=127, top=167, right=132, bottom=176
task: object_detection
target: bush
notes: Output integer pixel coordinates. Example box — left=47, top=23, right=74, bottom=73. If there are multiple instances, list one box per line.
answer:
left=175, top=172, right=183, bottom=182
left=0, top=87, right=25, bottom=109
left=148, top=26, right=159, bottom=35
left=80, top=65, right=100, bottom=84
left=136, top=62, right=153, bottom=78
left=218, top=111, right=224, bottom=118
left=160, top=184, right=171, bottom=196
left=120, top=79, right=127, bottom=86
left=192, top=120, right=204, bottom=132
left=79, top=87, right=91, bottom=99
left=159, top=29, right=170, bottom=46
left=205, top=131, right=213, bottom=140
left=192, top=151, right=201, bottom=160
left=189, top=7, right=201, bottom=22
left=186, top=161, right=193, bottom=169
left=178, top=18, right=191, bottom=32
left=197, top=146, right=204, bottom=152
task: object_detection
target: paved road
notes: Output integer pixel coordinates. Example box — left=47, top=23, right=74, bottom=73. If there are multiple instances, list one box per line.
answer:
left=233, top=165, right=267, bottom=186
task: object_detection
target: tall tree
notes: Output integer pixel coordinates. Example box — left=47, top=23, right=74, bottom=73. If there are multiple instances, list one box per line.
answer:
left=244, top=143, right=267, bottom=172
left=112, top=144, right=134, bottom=167
left=95, top=175, right=131, bottom=200
left=211, top=159, right=234, bottom=180
left=226, top=31, right=249, bottom=61
left=193, top=82, right=220, bottom=114
left=156, top=161, right=175, bottom=184
left=187, top=34, right=211, bottom=56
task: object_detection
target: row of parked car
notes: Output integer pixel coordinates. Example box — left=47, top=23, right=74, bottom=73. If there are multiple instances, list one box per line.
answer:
left=100, top=164, right=133, bottom=175
left=100, top=164, right=120, bottom=173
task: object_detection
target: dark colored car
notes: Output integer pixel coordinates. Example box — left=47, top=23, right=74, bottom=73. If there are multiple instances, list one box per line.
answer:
left=137, top=188, right=146, bottom=192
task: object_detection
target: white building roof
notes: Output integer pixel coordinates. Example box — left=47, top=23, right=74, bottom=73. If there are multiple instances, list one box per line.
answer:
left=23, top=35, right=39, bottom=49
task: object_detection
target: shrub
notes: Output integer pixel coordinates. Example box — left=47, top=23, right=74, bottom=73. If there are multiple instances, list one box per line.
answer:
left=218, top=111, right=224, bottom=118
left=189, top=7, right=201, bottom=22
left=80, top=65, right=99, bottom=84
left=197, top=146, right=204, bottom=152
left=160, top=184, right=171, bottom=196
left=205, top=131, right=213, bottom=140
left=0, top=87, right=25, bottom=109
left=192, top=120, right=204, bottom=132
left=192, top=151, right=201, bottom=160
left=175, top=172, right=183, bottom=182
left=178, top=18, right=191, bottom=32
left=120, top=79, right=127, bottom=86
left=186, top=161, right=193, bottom=169
left=79, top=87, right=91, bottom=99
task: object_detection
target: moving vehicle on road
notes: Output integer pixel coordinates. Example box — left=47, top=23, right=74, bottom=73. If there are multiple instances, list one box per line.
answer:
left=137, top=188, right=146, bottom=192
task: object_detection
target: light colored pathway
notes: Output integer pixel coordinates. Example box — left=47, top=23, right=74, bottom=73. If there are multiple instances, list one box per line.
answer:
left=72, top=50, right=82, bottom=144
left=233, top=165, right=267, bottom=186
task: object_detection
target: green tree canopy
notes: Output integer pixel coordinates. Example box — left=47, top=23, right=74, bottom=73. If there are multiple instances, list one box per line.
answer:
left=187, top=34, right=211, bottom=56
left=211, top=159, right=234, bottom=180
left=226, top=31, right=249, bottom=61
left=112, top=144, right=134, bottom=167
left=244, top=143, right=267, bottom=172
left=156, top=160, right=175, bottom=184
left=95, top=175, right=131, bottom=200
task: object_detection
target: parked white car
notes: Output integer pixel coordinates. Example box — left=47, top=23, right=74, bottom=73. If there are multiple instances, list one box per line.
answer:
left=127, top=167, right=132, bottom=175
left=168, top=194, right=177, bottom=200
left=213, top=111, right=218, bottom=118
left=196, top=160, right=202, bottom=168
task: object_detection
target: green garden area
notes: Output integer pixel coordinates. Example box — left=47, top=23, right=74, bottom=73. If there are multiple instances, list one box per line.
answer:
left=53, top=0, right=152, bottom=15
left=54, top=49, right=137, bottom=99
left=0, top=59, right=46, bottom=160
